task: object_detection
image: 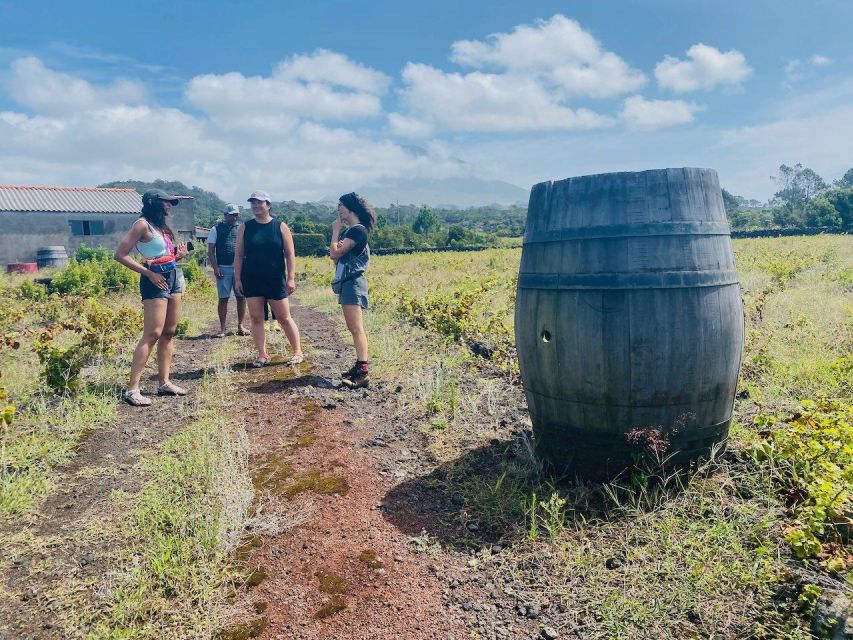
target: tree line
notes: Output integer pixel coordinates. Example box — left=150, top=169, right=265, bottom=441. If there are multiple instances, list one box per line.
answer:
left=101, top=164, right=853, bottom=256
left=723, top=165, right=853, bottom=230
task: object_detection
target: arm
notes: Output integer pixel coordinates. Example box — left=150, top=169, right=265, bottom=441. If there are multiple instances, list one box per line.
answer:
left=281, top=223, right=297, bottom=295
left=207, top=242, right=221, bottom=278
left=329, top=216, right=355, bottom=261
left=114, top=219, right=169, bottom=290
left=233, top=225, right=245, bottom=296
left=330, top=237, right=355, bottom=261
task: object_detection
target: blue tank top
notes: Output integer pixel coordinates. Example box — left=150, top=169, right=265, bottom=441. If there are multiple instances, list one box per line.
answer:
left=136, top=222, right=171, bottom=259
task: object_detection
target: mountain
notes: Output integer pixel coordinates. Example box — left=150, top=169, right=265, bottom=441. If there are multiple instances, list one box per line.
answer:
left=98, top=179, right=227, bottom=227
left=325, top=176, right=530, bottom=208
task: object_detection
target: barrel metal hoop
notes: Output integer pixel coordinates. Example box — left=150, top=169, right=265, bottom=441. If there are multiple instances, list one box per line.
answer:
left=518, top=270, right=739, bottom=290
left=523, top=221, right=731, bottom=244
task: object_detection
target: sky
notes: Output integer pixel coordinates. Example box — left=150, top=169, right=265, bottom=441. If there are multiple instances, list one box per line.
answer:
left=0, top=0, right=851, bottom=203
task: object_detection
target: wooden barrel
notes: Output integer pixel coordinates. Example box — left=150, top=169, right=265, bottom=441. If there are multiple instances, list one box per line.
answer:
left=515, top=168, right=744, bottom=477
left=36, top=246, right=69, bottom=269
left=6, top=262, right=39, bottom=274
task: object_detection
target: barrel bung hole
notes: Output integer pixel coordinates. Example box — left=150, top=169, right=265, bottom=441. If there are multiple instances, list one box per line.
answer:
left=541, top=329, right=552, bottom=343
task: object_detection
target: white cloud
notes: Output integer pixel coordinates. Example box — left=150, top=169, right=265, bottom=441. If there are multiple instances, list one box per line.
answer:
left=655, top=44, right=752, bottom=92
left=185, top=49, right=390, bottom=135
left=619, top=96, right=703, bottom=129
left=392, top=15, right=643, bottom=136
left=7, top=56, right=147, bottom=114
left=785, top=54, right=833, bottom=83
left=0, top=57, right=459, bottom=202
left=449, top=14, right=645, bottom=98
left=393, top=62, right=615, bottom=134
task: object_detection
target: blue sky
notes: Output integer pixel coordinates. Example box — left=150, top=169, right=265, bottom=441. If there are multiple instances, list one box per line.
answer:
left=0, top=0, right=851, bottom=203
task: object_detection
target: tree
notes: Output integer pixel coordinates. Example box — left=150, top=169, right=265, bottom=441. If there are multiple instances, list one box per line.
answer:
left=804, top=197, right=842, bottom=227
left=824, top=188, right=853, bottom=226
left=834, top=168, right=853, bottom=189
left=412, top=206, right=440, bottom=235
left=721, top=188, right=745, bottom=215
left=772, top=163, right=828, bottom=210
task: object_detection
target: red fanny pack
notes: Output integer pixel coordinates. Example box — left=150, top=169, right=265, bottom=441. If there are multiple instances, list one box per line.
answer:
left=144, top=255, right=176, bottom=273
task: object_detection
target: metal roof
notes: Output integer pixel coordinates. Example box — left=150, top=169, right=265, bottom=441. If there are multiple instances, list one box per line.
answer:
left=0, top=185, right=143, bottom=213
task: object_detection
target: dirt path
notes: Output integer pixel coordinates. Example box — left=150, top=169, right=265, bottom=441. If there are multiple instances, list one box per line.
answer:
left=0, top=326, right=224, bottom=640
left=229, top=306, right=473, bottom=640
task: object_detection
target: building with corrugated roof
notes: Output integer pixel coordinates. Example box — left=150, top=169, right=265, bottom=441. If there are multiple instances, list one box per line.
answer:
left=0, top=185, right=194, bottom=265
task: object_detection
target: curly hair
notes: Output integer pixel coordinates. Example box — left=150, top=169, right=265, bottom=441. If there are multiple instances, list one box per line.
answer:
left=140, top=200, right=176, bottom=241
left=339, top=192, right=376, bottom=232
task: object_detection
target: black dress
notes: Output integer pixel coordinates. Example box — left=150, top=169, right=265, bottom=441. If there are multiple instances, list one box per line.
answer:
left=240, top=218, right=287, bottom=300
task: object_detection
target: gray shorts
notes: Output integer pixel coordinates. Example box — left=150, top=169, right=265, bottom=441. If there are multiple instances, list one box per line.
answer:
left=216, top=265, right=243, bottom=299
left=338, top=274, right=368, bottom=309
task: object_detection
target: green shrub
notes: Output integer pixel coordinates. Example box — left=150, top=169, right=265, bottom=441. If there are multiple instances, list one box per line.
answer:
left=74, top=244, right=113, bottom=263
left=749, top=399, right=853, bottom=560
left=16, top=280, right=48, bottom=302
left=51, top=260, right=105, bottom=295
left=293, top=233, right=326, bottom=256
left=51, top=257, right=135, bottom=295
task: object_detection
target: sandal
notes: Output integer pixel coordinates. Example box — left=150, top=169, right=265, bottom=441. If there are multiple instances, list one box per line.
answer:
left=214, top=332, right=226, bottom=338
left=252, top=355, right=269, bottom=368
left=237, top=327, right=249, bottom=336
left=123, top=389, right=152, bottom=406
left=157, top=381, right=188, bottom=396
left=287, top=354, right=304, bottom=365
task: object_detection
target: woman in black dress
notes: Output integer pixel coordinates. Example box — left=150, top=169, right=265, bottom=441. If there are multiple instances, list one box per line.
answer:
left=234, top=190, right=303, bottom=367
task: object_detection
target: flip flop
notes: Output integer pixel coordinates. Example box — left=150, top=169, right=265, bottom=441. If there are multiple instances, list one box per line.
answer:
left=157, top=381, right=188, bottom=396
left=252, top=356, right=269, bottom=368
left=287, top=354, right=304, bottom=365
left=123, top=389, right=152, bottom=406
left=214, top=332, right=226, bottom=338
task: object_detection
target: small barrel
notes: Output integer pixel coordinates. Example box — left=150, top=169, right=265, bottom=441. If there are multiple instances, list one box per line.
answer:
left=515, top=168, right=744, bottom=478
left=6, top=262, right=39, bottom=274
left=36, top=246, right=69, bottom=270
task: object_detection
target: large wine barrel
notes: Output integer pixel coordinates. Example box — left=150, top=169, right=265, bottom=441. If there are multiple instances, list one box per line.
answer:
left=36, top=246, right=69, bottom=270
left=515, top=168, right=744, bottom=477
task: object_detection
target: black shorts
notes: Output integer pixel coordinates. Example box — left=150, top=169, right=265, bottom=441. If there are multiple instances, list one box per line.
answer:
left=241, top=277, right=287, bottom=300
left=140, top=268, right=185, bottom=301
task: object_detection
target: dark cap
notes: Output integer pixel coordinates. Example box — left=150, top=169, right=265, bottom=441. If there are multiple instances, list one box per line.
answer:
left=142, top=189, right=180, bottom=206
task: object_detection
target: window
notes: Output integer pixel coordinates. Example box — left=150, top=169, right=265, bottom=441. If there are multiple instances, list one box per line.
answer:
left=69, top=220, right=105, bottom=236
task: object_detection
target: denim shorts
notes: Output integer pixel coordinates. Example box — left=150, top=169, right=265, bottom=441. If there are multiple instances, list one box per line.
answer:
left=140, top=268, right=185, bottom=301
left=338, top=274, right=368, bottom=309
left=215, top=265, right=243, bottom=299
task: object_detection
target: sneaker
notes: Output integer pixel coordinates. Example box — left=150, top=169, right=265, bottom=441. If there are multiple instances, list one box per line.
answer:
left=341, top=364, right=359, bottom=380
left=342, top=368, right=369, bottom=389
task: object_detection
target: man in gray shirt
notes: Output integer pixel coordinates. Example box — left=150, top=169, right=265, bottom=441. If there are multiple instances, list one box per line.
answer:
left=207, top=203, right=248, bottom=337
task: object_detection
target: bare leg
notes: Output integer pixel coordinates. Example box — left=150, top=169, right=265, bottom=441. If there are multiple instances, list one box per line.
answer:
left=342, top=304, right=368, bottom=362
left=157, top=294, right=182, bottom=384
left=236, top=296, right=248, bottom=332
left=129, top=299, right=168, bottom=390
left=246, top=297, right=268, bottom=356
left=217, top=298, right=229, bottom=333
left=268, top=298, right=302, bottom=356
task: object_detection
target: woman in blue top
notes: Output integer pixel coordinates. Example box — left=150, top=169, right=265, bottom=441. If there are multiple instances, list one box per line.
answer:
left=330, top=192, right=374, bottom=389
left=114, top=189, right=189, bottom=406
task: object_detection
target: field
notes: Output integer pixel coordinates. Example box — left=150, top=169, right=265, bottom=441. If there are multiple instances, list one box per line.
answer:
left=0, top=234, right=850, bottom=639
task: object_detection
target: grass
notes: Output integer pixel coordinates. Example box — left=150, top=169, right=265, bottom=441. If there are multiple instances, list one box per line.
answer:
left=83, top=350, right=253, bottom=640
